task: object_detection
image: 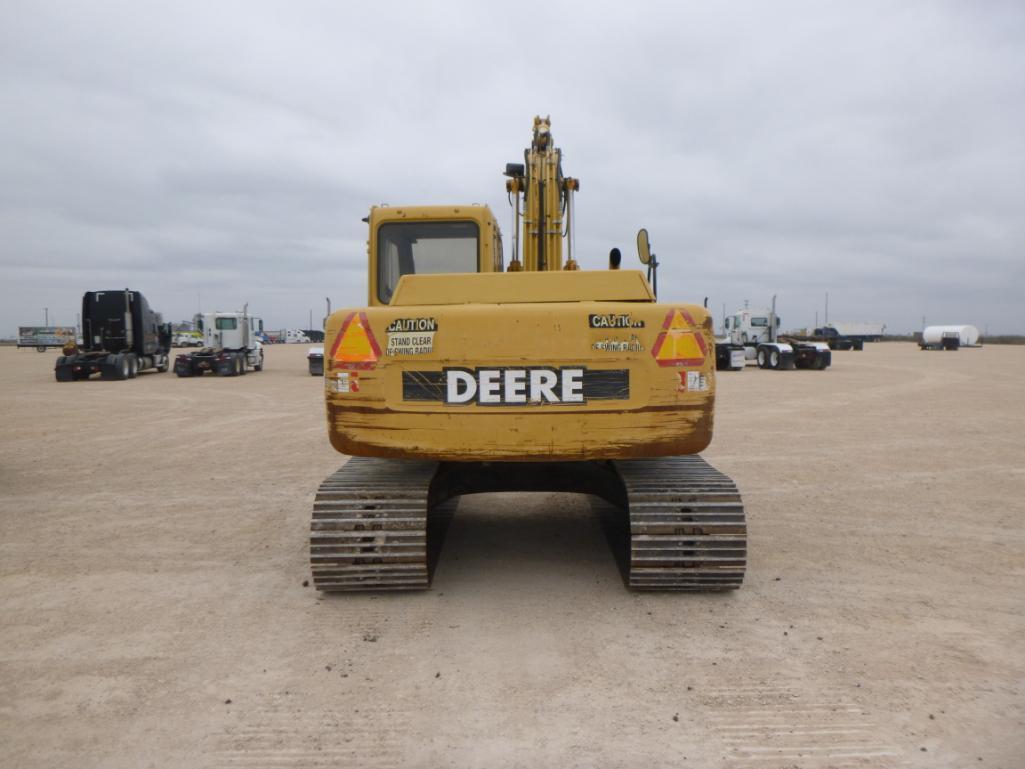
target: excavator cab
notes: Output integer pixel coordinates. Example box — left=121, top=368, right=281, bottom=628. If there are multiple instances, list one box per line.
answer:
left=368, top=205, right=503, bottom=306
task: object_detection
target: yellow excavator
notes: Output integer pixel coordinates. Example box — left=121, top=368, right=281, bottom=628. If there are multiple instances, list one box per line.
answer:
left=312, top=117, right=745, bottom=591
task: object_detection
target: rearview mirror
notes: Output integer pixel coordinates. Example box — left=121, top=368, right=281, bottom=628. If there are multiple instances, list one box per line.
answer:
left=636, top=229, right=651, bottom=265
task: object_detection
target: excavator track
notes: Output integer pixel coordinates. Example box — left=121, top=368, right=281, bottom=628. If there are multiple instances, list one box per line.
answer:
left=310, top=455, right=744, bottom=592
left=310, top=457, right=437, bottom=592
left=614, top=456, right=746, bottom=590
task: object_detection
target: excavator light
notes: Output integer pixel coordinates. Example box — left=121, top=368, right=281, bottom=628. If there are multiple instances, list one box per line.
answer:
left=330, top=312, right=380, bottom=370
left=651, top=309, right=708, bottom=367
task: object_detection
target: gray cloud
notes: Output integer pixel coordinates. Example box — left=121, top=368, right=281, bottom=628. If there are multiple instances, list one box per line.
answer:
left=2, top=0, right=1023, bottom=334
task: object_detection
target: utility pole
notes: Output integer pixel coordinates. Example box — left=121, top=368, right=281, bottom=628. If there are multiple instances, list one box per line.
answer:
left=44, top=307, right=49, bottom=326
left=308, top=309, right=313, bottom=331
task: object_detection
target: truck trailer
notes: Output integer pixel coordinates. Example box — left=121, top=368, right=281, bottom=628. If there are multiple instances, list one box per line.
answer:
left=808, top=322, right=886, bottom=350
left=920, top=325, right=980, bottom=350
left=54, top=290, right=172, bottom=381
left=19, top=326, right=77, bottom=352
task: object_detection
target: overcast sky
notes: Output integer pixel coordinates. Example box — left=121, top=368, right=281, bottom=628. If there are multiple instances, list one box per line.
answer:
left=2, top=0, right=1023, bottom=335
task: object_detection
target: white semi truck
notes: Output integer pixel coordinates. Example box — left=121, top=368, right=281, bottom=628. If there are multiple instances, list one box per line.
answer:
left=724, top=298, right=831, bottom=370
left=174, top=308, right=265, bottom=377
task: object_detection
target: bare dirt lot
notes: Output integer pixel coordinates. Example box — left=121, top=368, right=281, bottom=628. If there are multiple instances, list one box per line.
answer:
left=1, top=342, right=1022, bottom=768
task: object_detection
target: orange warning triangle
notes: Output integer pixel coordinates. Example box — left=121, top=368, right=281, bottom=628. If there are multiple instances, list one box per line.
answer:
left=651, top=309, right=707, bottom=367
left=330, top=312, right=380, bottom=369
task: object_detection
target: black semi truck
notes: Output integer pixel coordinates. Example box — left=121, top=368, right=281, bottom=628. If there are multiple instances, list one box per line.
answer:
left=55, top=290, right=172, bottom=381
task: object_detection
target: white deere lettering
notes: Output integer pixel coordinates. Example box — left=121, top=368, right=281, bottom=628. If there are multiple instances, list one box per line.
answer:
left=443, top=367, right=585, bottom=405
left=478, top=369, right=502, bottom=404
left=561, top=368, right=584, bottom=402
left=446, top=369, right=476, bottom=404
left=528, top=369, right=559, bottom=403
left=504, top=369, right=527, bottom=403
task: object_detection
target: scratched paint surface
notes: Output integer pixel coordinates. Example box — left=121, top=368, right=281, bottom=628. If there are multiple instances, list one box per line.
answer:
left=324, top=300, right=716, bottom=460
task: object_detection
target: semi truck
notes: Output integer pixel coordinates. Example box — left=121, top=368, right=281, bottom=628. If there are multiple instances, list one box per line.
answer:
left=174, top=309, right=265, bottom=377
left=54, top=290, right=172, bottom=381
left=807, top=322, right=886, bottom=350
left=723, top=298, right=831, bottom=370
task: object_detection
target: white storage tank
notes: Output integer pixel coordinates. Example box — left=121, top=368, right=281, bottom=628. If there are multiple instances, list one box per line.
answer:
left=922, top=325, right=980, bottom=347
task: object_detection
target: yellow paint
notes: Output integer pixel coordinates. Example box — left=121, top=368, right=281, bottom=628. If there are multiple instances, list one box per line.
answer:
left=324, top=116, right=717, bottom=463
left=391, top=270, right=654, bottom=306
left=324, top=299, right=716, bottom=461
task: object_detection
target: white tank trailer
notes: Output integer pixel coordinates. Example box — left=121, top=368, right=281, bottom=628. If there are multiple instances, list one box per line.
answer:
left=920, top=325, right=980, bottom=350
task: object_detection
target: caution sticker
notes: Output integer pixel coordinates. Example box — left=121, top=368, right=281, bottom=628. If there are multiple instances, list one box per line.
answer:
left=386, top=317, right=437, bottom=356
left=589, top=313, right=645, bottom=329
left=592, top=335, right=644, bottom=353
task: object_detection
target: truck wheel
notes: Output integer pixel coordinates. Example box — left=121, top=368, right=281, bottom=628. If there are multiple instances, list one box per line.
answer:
left=769, top=349, right=780, bottom=369
left=126, top=354, right=138, bottom=378
left=55, top=358, right=74, bottom=382
left=756, top=348, right=767, bottom=369
left=105, top=353, right=130, bottom=381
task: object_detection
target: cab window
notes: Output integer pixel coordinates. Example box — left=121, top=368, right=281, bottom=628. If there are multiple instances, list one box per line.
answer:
left=751, top=317, right=768, bottom=327
left=377, top=221, right=479, bottom=304
left=215, top=317, right=238, bottom=330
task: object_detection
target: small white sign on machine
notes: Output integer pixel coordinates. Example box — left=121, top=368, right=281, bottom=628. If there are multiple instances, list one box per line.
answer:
left=335, top=372, right=359, bottom=393
left=684, top=371, right=709, bottom=392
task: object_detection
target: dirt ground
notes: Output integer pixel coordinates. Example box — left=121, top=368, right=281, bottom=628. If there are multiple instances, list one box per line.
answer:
left=1, top=342, right=1022, bottom=768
